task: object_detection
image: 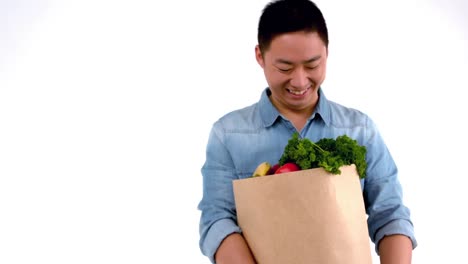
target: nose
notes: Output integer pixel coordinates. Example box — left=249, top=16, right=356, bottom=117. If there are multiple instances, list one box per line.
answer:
left=289, top=68, right=310, bottom=89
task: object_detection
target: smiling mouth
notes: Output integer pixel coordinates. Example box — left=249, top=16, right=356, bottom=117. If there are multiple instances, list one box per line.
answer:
left=287, top=87, right=310, bottom=95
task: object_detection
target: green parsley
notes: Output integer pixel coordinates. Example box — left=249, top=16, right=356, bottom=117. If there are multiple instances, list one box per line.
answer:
left=278, top=132, right=367, bottom=178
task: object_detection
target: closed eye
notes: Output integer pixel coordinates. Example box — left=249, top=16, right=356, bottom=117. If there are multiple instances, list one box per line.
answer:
left=277, top=67, right=292, bottom=73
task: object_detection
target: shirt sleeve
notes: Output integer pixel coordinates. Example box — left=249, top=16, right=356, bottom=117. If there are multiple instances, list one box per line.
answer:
left=363, top=116, right=418, bottom=254
left=197, top=124, right=243, bottom=263
left=374, top=219, right=418, bottom=253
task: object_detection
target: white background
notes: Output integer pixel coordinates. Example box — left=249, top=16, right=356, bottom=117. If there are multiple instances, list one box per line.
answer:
left=1, top=0, right=467, bottom=263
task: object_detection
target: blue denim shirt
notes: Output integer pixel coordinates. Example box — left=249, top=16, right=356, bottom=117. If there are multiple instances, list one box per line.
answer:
left=198, top=88, right=417, bottom=263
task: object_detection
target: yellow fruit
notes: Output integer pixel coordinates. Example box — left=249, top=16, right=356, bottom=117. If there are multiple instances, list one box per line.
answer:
left=252, top=162, right=271, bottom=177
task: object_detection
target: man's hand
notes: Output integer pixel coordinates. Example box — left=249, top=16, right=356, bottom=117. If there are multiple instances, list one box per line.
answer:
left=215, top=233, right=256, bottom=264
left=379, top=234, right=413, bottom=264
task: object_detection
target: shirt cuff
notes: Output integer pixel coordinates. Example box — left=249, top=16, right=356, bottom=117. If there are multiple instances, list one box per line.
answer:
left=201, top=218, right=242, bottom=264
left=374, top=219, right=418, bottom=255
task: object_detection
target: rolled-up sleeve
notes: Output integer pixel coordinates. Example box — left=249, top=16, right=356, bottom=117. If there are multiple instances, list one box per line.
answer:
left=200, top=218, right=241, bottom=263
left=374, top=219, right=417, bottom=253
left=363, top=117, right=417, bottom=254
left=198, top=124, right=242, bottom=263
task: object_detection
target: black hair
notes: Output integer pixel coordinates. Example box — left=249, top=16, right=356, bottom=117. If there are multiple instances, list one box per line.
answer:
left=258, top=0, right=329, bottom=52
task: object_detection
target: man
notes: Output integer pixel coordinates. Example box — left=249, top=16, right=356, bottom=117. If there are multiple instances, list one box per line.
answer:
left=198, top=0, right=417, bottom=263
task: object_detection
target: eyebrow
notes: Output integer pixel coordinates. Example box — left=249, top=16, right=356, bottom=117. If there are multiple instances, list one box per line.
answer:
left=275, top=55, right=321, bottom=65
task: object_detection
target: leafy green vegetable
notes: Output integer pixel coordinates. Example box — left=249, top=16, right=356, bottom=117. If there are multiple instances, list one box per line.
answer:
left=278, top=132, right=367, bottom=178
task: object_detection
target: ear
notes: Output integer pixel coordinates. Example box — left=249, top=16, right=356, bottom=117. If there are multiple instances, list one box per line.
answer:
left=255, top=45, right=265, bottom=68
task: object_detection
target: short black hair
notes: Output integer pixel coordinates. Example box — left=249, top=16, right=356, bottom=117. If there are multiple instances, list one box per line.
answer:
left=258, top=0, right=329, bottom=52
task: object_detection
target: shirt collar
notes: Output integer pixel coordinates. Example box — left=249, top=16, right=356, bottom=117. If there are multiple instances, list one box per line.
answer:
left=314, top=88, right=331, bottom=126
left=259, top=87, right=331, bottom=128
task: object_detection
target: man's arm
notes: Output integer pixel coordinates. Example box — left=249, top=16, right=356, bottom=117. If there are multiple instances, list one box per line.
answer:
left=215, top=233, right=256, bottom=264
left=379, top=234, right=413, bottom=264
left=362, top=117, right=417, bottom=260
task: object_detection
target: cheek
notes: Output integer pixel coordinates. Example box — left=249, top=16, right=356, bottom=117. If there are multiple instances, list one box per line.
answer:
left=319, top=63, right=327, bottom=78
left=310, top=67, right=327, bottom=83
left=266, top=70, right=288, bottom=86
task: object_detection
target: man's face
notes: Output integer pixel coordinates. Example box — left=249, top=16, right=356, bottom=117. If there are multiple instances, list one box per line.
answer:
left=256, top=31, right=328, bottom=114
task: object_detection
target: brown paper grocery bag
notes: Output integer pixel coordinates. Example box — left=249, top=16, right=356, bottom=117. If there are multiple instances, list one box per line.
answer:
left=233, top=165, right=372, bottom=264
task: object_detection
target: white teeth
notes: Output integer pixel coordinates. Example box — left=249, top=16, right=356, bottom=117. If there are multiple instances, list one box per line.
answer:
left=289, top=89, right=306, bottom=95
